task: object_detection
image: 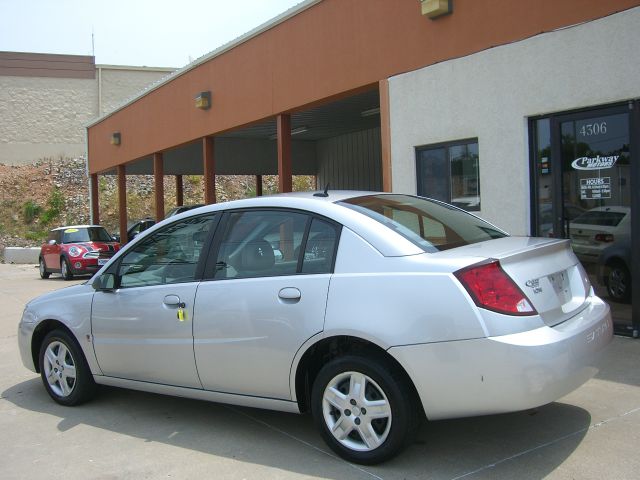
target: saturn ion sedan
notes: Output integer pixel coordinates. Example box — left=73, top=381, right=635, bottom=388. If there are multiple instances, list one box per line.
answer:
left=18, top=192, right=612, bottom=464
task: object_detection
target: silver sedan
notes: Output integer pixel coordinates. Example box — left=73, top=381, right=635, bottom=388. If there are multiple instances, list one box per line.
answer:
left=18, top=192, right=612, bottom=464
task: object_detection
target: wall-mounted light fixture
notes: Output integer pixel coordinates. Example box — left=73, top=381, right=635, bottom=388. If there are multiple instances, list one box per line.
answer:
left=419, top=0, right=451, bottom=19
left=110, top=132, right=121, bottom=145
left=195, top=91, right=211, bottom=110
left=361, top=107, right=380, bottom=117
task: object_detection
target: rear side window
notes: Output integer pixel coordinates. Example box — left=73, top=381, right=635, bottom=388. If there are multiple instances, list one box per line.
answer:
left=340, top=194, right=506, bottom=252
left=212, top=210, right=340, bottom=279
left=572, top=211, right=626, bottom=227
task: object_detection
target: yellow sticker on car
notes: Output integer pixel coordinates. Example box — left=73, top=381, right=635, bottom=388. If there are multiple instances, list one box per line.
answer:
left=64, top=228, right=79, bottom=233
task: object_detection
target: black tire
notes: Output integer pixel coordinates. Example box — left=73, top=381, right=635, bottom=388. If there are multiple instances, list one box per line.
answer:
left=61, top=256, right=74, bottom=280
left=606, top=261, right=631, bottom=303
left=39, top=257, right=50, bottom=279
left=311, top=354, right=419, bottom=465
left=38, top=329, right=97, bottom=406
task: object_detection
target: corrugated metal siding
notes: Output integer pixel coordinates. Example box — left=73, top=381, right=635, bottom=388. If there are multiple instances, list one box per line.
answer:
left=317, top=127, right=382, bottom=191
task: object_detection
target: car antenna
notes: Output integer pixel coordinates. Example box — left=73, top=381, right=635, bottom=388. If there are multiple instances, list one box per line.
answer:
left=313, top=184, right=330, bottom=198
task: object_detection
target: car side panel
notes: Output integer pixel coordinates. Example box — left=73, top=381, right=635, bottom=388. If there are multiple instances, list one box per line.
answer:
left=18, top=284, right=102, bottom=374
left=324, top=228, right=487, bottom=347
left=193, top=274, right=330, bottom=400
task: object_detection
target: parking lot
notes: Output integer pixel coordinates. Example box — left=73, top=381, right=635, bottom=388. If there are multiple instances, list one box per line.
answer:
left=1, top=262, right=639, bottom=480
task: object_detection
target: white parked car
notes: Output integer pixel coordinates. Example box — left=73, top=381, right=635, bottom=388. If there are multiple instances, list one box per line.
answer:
left=18, top=192, right=612, bottom=464
left=570, top=206, right=631, bottom=263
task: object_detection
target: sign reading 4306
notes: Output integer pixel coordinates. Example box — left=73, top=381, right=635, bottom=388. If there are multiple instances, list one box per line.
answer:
left=579, top=121, right=607, bottom=137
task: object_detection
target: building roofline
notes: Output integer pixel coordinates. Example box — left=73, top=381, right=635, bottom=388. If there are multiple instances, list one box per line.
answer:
left=86, top=0, right=322, bottom=129
left=96, top=64, right=176, bottom=72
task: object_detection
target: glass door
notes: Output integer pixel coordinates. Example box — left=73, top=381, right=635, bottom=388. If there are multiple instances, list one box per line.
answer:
left=532, top=103, right=638, bottom=335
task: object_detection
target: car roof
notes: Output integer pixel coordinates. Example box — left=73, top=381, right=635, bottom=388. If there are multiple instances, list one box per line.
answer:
left=581, top=206, right=630, bottom=214
left=137, top=191, right=425, bottom=257
left=51, top=225, right=104, bottom=231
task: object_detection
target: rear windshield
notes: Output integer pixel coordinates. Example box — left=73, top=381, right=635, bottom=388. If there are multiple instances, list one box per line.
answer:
left=62, top=227, right=113, bottom=243
left=339, top=194, right=507, bottom=252
left=572, top=211, right=626, bottom=227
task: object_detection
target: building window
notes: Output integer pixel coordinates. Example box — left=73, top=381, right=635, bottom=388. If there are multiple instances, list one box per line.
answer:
left=416, top=139, right=480, bottom=211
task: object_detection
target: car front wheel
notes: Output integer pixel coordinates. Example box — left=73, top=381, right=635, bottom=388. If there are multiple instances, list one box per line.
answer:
left=38, top=330, right=97, bottom=406
left=39, top=257, right=50, bottom=279
left=61, top=257, right=74, bottom=280
left=311, top=355, right=419, bottom=465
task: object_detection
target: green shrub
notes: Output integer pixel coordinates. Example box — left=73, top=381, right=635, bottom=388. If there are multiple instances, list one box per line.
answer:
left=25, top=230, right=47, bottom=242
left=23, top=201, right=42, bottom=224
left=41, top=188, right=64, bottom=224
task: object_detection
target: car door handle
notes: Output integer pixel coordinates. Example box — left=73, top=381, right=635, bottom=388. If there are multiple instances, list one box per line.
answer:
left=163, top=295, right=185, bottom=308
left=278, top=287, right=301, bottom=301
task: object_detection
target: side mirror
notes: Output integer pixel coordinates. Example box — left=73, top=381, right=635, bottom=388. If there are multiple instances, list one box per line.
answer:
left=92, top=273, right=116, bottom=291
left=48, top=239, right=57, bottom=245
left=112, top=235, right=120, bottom=243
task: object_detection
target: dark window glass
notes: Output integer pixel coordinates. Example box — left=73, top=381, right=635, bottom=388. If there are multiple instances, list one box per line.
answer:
left=416, top=139, right=480, bottom=211
left=340, top=194, right=506, bottom=253
left=302, top=219, right=339, bottom=274
left=118, top=215, right=215, bottom=288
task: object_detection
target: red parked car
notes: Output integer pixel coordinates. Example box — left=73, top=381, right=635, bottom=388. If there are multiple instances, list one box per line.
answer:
left=39, top=225, right=120, bottom=280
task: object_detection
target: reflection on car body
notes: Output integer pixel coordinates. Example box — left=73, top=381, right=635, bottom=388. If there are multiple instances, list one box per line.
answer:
left=20, top=192, right=611, bottom=464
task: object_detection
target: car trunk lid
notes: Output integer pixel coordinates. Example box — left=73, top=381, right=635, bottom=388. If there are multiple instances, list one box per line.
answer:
left=437, top=237, right=591, bottom=326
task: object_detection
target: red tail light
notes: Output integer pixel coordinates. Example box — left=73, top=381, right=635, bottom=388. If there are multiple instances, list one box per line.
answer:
left=455, top=260, right=537, bottom=316
left=594, top=233, right=614, bottom=243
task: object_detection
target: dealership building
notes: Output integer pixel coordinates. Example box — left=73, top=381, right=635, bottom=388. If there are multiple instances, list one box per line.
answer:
left=86, top=0, right=639, bottom=332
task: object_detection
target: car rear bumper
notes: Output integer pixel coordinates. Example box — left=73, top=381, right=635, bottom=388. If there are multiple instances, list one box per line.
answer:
left=388, top=295, right=612, bottom=420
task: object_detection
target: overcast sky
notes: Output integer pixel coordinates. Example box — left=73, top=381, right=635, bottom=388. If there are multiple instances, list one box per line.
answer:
left=0, top=0, right=304, bottom=68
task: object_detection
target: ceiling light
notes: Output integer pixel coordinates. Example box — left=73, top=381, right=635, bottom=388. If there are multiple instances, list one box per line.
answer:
left=361, top=107, right=380, bottom=117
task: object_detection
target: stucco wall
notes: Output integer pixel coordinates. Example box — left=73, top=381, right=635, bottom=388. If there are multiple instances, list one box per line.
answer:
left=388, top=7, right=640, bottom=235
left=0, top=65, right=173, bottom=165
left=99, top=67, right=172, bottom=116
left=0, top=76, right=97, bottom=163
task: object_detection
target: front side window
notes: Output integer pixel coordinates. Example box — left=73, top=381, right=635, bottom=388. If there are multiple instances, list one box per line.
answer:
left=340, top=194, right=506, bottom=253
left=118, top=215, right=215, bottom=288
left=213, top=210, right=339, bottom=279
left=416, top=139, right=480, bottom=211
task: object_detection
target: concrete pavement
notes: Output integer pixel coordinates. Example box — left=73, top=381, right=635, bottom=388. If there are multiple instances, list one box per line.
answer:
left=1, top=263, right=638, bottom=479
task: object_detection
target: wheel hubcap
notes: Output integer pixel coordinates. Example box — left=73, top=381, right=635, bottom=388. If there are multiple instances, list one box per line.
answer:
left=43, top=341, right=76, bottom=397
left=39, top=260, right=45, bottom=275
left=322, top=371, right=392, bottom=452
left=61, top=262, right=67, bottom=277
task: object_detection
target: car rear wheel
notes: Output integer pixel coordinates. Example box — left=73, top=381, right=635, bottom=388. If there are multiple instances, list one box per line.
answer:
left=38, top=330, right=97, bottom=406
left=311, top=355, right=418, bottom=465
left=61, top=257, right=73, bottom=280
left=39, top=257, right=50, bottom=279
left=607, top=261, right=631, bottom=303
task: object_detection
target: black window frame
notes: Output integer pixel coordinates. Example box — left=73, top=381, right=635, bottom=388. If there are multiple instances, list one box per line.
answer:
left=415, top=137, right=481, bottom=211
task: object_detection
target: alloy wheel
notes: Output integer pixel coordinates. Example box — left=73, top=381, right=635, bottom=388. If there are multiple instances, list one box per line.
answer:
left=43, top=340, right=77, bottom=397
left=322, top=371, right=392, bottom=452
